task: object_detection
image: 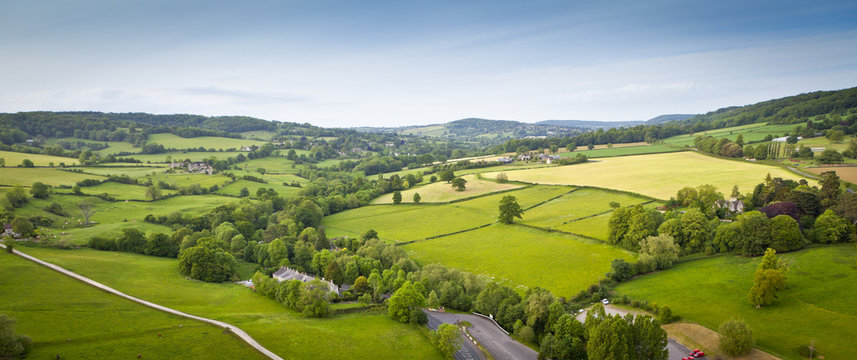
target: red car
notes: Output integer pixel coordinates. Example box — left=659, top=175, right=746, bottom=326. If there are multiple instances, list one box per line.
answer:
left=688, top=349, right=705, bottom=358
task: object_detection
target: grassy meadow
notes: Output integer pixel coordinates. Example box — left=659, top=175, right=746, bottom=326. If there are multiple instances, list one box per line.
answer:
left=77, top=166, right=166, bottom=177
left=240, top=156, right=301, bottom=174
left=372, top=174, right=524, bottom=204
left=559, top=144, right=683, bottom=158
left=128, top=151, right=249, bottom=164
left=615, top=245, right=857, bottom=360
left=0, top=150, right=79, bottom=166
left=323, top=185, right=571, bottom=242
left=0, top=252, right=266, bottom=359
left=0, top=168, right=102, bottom=187
left=519, top=187, right=650, bottom=229
left=44, top=137, right=139, bottom=155
left=215, top=179, right=302, bottom=199
left=404, top=224, right=635, bottom=298
left=486, top=152, right=810, bottom=199
left=79, top=181, right=177, bottom=200
left=146, top=133, right=268, bottom=150
left=663, top=123, right=797, bottom=147
left=17, top=247, right=442, bottom=360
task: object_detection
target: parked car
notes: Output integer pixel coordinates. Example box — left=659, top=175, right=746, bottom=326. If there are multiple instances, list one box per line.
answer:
left=689, top=349, right=705, bottom=358
left=601, top=298, right=609, bottom=305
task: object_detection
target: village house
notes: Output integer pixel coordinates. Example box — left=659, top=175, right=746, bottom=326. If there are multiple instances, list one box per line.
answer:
left=715, top=197, right=745, bottom=213
left=272, top=267, right=340, bottom=295
left=168, top=161, right=214, bottom=174
left=3, top=224, right=20, bottom=238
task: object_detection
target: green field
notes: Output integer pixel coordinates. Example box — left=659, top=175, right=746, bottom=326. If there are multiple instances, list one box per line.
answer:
left=558, top=212, right=612, bottom=240
left=240, top=130, right=277, bottom=140
left=615, top=245, right=857, bottom=360
left=44, top=137, right=139, bottom=155
left=240, top=156, right=301, bottom=174
left=323, top=185, right=572, bottom=242
left=147, top=173, right=234, bottom=188
left=0, top=150, right=79, bottom=166
left=126, top=151, right=250, bottom=164
left=663, top=123, right=797, bottom=147
left=0, top=252, right=265, bottom=359
left=559, top=144, right=683, bottom=158
left=486, top=152, right=811, bottom=199
left=216, top=179, right=302, bottom=199
left=0, top=168, right=102, bottom=187
left=372, top=174, right=524, bottom=204
left=17, top=247, right=442, bottom=359
left=519, top=188, right=650, bottom=229
left=80, top=181, right=177, bottom=200
left=78, top=166, right=166, bottom=177
left=147, top=133, right=268, bottom=150
left=404, top=224, right=635, bottom=298
left=14, top=194, right=236, bottom=244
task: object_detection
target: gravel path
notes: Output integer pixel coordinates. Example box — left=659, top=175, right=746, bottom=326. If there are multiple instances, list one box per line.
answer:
left=1, top=244, right=283, bottom=360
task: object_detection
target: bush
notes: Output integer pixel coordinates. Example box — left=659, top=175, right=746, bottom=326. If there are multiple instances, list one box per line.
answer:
left=718, top=318, right=755, bottom=357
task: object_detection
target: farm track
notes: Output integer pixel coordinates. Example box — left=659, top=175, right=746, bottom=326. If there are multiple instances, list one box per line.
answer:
left=0, top=244, right=284, bottom=360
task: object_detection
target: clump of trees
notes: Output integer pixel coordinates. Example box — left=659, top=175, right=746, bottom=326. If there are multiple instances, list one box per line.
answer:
left=177, top=238, right=238, bottom=282
left=430, top=323, right=462, bottom=359
left=251, top=273, right=332, bottom=317
left=0, top=314, right=32, bottom=358
left=718, top=318, right=755, bottom=357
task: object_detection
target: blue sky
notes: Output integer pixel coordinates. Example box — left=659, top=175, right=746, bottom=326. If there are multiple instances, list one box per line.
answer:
left=1, top=1, right=856, bottom=127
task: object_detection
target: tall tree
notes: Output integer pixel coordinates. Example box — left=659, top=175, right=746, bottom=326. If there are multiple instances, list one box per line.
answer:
left=29, top=182, right=49, bottom=199
left=718, top=318, right=755, bottom=357
left=451, top=177, right=467, bottom=191
left=748, top=248, right=787, bottom=308
left=498, top=195, right=523, bottom=224
left=430, top=323, right=462, bottom=359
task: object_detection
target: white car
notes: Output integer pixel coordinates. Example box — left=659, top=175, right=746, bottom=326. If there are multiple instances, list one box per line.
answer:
left=601, top=299, right=609, bottom=305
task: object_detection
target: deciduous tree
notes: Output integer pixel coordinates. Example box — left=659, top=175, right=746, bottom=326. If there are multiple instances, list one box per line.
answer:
left=498, top=195, right=523, bottom=224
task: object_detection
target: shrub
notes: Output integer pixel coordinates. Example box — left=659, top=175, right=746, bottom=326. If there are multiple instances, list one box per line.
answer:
left=718, top=318, right=755, bottom=357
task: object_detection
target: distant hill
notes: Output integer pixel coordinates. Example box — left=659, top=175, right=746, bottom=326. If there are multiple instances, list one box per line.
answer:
left=353, top=118, right=578, bottom=146
left=536, top=114, right=694, bottom=129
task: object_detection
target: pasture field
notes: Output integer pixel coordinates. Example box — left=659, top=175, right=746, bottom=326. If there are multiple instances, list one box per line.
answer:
left=795, top=134, right=856, bottom=152
left=404, top=224, right=635, bottom=298
left=519, top=187, right=650, bottom=229
left=0, top=168, right=102, bottom=187
left=316, top=158, right=346, bottom=167
left=215, top=179, right=302, bottom=199
left=147, top=133, right=268, bottom=150
left=0, top=252, right=264, bottom=359
left=44, top=137, right=139, bottom=155
left=485, top=152, right=810, bottom=199
left=372, top=174, right=524, bottom=204
left=0, top=150, right=79, bottom=166
left=615, top=245, right=857, bottom=360
left=557, top=213, right=611, bottom=240
left=80, top=181, right=177, bottom=200
left=14, top=194, right=235, bottom=244
left=323, top=185, right=571, bottom=242
left=663, top=123, right=796, bottom=147
left=127, top=151, right=249, bottom=163
left=147, top=172, right=234, bottom=188
left=240, top=156, right=301, bottom=174
left=240, top=130, right=277, bottom=140
left=559, top=144, right=683, bottom=159
left=78, top=166, right=166, bottom=177
left=18, top=247, right=442, bottom=360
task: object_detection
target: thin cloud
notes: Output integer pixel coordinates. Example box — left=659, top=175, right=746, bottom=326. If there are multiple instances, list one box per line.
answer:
left=177, top=87, right=307, bottom=104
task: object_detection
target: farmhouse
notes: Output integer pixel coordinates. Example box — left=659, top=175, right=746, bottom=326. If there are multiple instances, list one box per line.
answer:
left=272, top=266, right=340, bottom=294
left=3, top=224, right=20, bottom=238
left=168, top=161, right=214, bottom=174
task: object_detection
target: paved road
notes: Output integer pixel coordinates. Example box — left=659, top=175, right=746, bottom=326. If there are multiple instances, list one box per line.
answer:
left=425, top=311, right=538, bottom=360
left=2, top=244, right=283, bottom=360
left=425, top=311, right=484, bottom=360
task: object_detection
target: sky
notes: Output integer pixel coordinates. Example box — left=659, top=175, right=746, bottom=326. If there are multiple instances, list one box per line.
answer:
left=1, top=1, right=856, bottom=128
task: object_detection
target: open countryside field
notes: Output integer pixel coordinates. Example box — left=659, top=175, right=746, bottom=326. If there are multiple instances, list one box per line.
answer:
left=615, top=245, right=857, bottom=360
left=78, top=166, right=166, bottom=177
left=0, top=253, right=265, bottom=359
left=663, top=123, right=797, bottom=147
left=44, top=137, right=139, bottom=155
left=127, top=151, right=249, bottom=164
left=559, top=144, right=683, bottom=158
left=216, top=179, right=302, bottom=199
left=372, top=174, right=524, bottom=204
left=240, top=156, right=301, bottom=174
left=519, top=187, right=650, bottom=229
left=0, top=150, right=79, bottom=166
left=486, top=152, right=811, bottom=199
left=806, top=166, right=857, bottom=185
left=0, top=168, right=102, bottom=187
left=147, top=133, right=268, bottom=150
left=80, top=181, right=177, bottom=200
left=323, top=185, right=571, bottom=242
left=240, top=130, right=277, bottom=140
left=404, top=224, right=635, bottom=298
left=19, top=247, right=443, bottom=359
left=147, top=172, right=234, bottom=188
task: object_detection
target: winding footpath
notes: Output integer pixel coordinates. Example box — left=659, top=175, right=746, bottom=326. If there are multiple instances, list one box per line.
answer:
left=0, top=244, right=283, bottom=360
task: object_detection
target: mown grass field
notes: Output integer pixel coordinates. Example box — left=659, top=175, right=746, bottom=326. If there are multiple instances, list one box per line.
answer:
left=372, top=174, right=524, bottom=204
left=0, top=150, right=79, bottom=167
left=519, top=188, right=650, bottom=229
left=0, top=168, right=101, bottom=187
left=404, top=224, right=635, bottom=297
left=559, top=144, right=683, bottom=159
left=147, top=173, right=234, bottom=188
left=663, top=123, right=796, bottom=147
left=240, top=130, right=277, bottom=140
left=146, top=133, right=268, bottom=150
left=486, top=152, right=810, bottom=199
left=0, top=252, right=265, bottom=359
left=806, top=166, right=857, bottom=184
left=78, top=166, right=166, bottom=177
left=558, top=213, right=612, bottom=240
left=80, top=181, right=177, bottom=200
left=18, top=247, right=442, bottom=359
left=615, top=245, right=857, bottom=360
left=240, top=156, right=301, bottom=174
left=215, top=179, right=302, bottom=199
left=323, top=185, right=571, bottom=242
